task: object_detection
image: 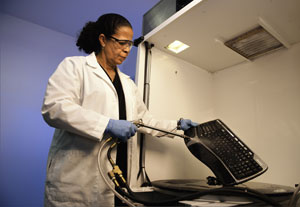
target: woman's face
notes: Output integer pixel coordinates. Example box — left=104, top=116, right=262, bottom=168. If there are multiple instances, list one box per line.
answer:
left=102, top=26, right=134, bottom=67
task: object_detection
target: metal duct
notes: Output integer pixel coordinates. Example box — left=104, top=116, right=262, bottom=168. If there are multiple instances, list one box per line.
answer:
left=224, top=25, right=285, bottom=60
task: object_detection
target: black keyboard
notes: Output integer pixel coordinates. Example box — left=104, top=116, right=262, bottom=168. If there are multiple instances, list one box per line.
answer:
left=184, top=119, right=268, bottom=186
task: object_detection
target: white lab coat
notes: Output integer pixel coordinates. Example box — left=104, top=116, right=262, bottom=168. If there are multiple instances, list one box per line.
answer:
left=42, top=52, right=177, bottom=207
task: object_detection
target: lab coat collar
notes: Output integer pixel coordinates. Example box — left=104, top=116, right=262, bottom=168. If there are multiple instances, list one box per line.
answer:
left=86, top=52, right=117, bottom=97
left=86, top=52, right=100, bottom=68
left=117, top=69, right=130, bottom=79
left=86, top=52, right=131, bottom=96
left=86, top=52, right=130, bottom=79
left=86, top=52, right=112, bottom=82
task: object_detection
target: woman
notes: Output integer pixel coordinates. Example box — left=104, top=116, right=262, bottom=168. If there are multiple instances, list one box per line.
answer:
left=42, top=13, right=197, bottom=207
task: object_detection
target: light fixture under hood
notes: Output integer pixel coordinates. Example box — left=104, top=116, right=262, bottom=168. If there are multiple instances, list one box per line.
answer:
left=166, top=40, right=190, bottom=54
left=224, top=24, right=287, bottom=60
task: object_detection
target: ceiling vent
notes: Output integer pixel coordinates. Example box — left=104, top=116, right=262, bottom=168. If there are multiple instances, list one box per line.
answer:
left=224, top=25, right=286, bottom=60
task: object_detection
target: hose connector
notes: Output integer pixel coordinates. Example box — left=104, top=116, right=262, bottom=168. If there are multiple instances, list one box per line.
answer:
left=113, top=165, right=127, bottom=184
left=132, top=119, right=143, bottom=128
left=108, top=171, right=120, bottom=187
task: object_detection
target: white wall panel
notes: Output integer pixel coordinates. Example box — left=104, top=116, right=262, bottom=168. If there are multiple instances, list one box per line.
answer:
left=143, top=48, right=215, bottom=181
left=213, top=43, right=300, bottom=187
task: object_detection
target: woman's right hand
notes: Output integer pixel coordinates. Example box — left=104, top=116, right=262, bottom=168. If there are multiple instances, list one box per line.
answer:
left=105, top=119, right=137, bottom=142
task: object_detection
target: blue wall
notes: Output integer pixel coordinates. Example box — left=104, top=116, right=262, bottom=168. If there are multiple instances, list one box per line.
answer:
left=0, top=12, right=137, bottom=207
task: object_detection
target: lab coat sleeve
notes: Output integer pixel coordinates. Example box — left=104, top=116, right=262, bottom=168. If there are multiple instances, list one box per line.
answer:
left=132, top=81, right=178, bottom=138
left=41, top=57, right=109, bottom=141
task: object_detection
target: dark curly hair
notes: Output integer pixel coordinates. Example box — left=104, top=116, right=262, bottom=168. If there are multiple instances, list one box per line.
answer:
left=76, top=13, right=132, bottom=54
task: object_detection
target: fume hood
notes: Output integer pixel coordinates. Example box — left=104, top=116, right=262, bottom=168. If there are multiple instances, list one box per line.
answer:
left=134, top=0, right=300, bottom=204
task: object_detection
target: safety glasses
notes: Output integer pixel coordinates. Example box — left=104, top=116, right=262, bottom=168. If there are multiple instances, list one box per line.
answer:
left=109, top=36, right=133, bottom=50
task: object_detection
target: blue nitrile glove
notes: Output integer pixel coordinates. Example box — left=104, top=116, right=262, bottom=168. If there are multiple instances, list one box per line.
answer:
left=178, top=119, right=198, bottom=131
left=105, top=119, right=137, bottom=142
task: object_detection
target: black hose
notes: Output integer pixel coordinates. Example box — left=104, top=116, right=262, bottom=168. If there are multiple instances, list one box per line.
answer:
left=116, top=185, right=281, bottom=206
left=107, top=142, right=116, bottom=166
left=106, top=141, right=281, bottom=207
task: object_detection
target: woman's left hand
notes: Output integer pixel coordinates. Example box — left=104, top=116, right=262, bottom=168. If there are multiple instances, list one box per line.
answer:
left=178, top=119, right=198, bottom=131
